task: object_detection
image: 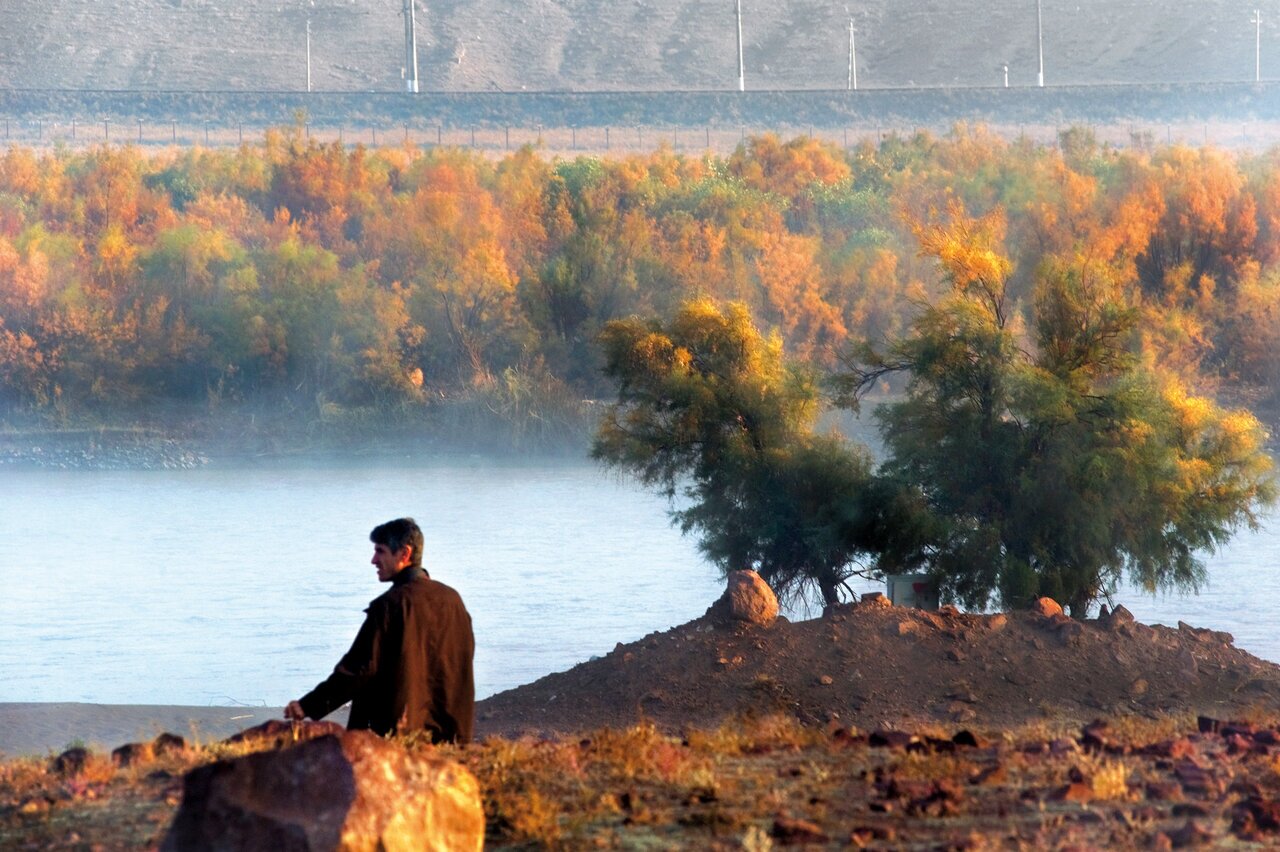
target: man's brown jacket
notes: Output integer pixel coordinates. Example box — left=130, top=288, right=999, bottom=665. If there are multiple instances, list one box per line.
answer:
left=298, top=566, right=475, bottom=743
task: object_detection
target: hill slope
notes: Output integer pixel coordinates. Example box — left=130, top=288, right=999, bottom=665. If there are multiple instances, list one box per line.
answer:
left=476, top=601, right=1280, bottom=737
left=1, top=0, right=1270, bottom=93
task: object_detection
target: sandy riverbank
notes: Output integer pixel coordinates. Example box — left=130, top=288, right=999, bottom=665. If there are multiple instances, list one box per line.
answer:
left=0, top=703, right=350, bottom=758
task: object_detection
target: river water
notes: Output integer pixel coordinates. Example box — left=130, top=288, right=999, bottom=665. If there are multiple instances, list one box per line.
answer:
left=2, top=458, right=1278, bottom=706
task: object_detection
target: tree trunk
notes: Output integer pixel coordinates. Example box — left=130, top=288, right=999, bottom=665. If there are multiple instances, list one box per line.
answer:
left=1066, top=592, right=1092, bottom=620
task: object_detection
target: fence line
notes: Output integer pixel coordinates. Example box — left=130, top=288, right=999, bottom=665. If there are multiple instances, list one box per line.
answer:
left=3, top=118, right=1279, bottom=153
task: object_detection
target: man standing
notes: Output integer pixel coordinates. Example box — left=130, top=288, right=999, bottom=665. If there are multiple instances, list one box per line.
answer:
left=285, top=518, right=475, bottom=744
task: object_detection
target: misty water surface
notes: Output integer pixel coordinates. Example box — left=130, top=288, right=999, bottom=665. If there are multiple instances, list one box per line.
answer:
left=2, top=458, right=1278, bottom=706
left=0, top=459, right=725, bottom=706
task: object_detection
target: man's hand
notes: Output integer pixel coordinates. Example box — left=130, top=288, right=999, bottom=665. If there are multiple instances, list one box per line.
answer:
left=284, top=700, right=307, bottom=721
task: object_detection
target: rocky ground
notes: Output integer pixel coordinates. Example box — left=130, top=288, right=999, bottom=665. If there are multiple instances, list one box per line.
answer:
left=9, top=700, right=1280, bottom=847
left=7, top=597, right=1280, bottom=848
left=476, top=597, right=1280, bottom=738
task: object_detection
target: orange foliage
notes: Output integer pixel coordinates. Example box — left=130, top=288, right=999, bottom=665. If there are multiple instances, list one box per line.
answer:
left=0, top=129, right=1277, bottom=417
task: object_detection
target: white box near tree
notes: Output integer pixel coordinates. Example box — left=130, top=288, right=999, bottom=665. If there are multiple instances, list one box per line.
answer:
left=886, top=574, right=938, bottom=610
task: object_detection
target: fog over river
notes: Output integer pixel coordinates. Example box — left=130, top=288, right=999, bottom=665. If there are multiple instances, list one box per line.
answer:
left=2, top=458, right=1278, bottom=706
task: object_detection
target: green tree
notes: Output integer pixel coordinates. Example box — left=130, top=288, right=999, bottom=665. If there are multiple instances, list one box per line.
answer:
left=838, top=205, right=1275, bottom=616
left=593, top=298, right=891, bottom=606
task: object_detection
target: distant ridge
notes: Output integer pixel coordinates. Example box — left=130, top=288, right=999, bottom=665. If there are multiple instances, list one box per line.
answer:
left=1, top=0, right=1271, bottom=94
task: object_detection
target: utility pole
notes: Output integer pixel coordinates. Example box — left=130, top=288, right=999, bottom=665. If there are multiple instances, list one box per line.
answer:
left=1002, top=63, right=1009, bottom=87
left=404, top=0, right=421, bottom=93
left=848, top=17, right=857, bottom=90
left=1253, top=9, right=1262, bottom=82
left=1036, top=0, right=1044, bottom=86
left=306, top=18, right=312, bottom=92
left=735, top=0, right=745, bottom=91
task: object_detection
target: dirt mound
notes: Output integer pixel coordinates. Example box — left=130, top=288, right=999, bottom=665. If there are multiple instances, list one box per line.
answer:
left=475, top=601, right=1280, bottom=737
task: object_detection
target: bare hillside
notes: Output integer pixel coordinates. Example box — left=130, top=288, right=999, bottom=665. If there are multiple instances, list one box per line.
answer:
left=0, top=0, right=1270, bottom=93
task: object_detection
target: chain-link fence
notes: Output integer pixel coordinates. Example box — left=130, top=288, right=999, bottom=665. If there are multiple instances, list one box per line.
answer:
left=4, top=117, right=1280, bottom=153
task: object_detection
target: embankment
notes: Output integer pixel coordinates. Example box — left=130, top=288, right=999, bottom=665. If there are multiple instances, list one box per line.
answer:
left=3, top=83, right=1280, bottom=137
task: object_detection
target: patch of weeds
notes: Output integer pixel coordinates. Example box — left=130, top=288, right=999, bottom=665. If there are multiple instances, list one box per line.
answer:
left=465, top=737, right=597, bottom=846
left=1068, top=752, right=1136, bottom=801
left=886, top=750, right=979, bottom=783
left=741, top=823, right=774, bottom=851
left=1103, top=713, right=1195, bottom=745
left=1089, top=759, right=1132, bottom=801
left=589, top=723, right=686, bottom=782
left=496, top=786, right=564, bottom=846
left=686, top=714, right=823, bottom=756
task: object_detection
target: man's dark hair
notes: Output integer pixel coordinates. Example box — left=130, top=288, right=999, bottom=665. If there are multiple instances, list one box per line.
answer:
left=370, top=518, right=424, bottom=568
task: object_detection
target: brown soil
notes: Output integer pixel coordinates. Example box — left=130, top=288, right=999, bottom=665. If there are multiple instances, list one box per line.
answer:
left=9, top=605, right=1280, bottom=849
left=476, top=601, right=1280, bottom=738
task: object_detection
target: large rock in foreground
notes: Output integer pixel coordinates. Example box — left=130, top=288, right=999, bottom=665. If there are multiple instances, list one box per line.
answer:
left=162, top=730, right=482, bottom=852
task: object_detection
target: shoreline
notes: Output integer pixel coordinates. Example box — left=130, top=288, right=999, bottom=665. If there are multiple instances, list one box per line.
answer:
left=0, top=703, right=350, bottom=758
left=0, top=424, right=595, bottom=471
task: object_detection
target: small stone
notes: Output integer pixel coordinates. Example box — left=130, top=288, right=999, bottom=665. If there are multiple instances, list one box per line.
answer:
left=869, top=730, right=918, bottom=749
left=1167, top=820, right=1214, bottom=848
left=19, top=797, right=51, bottom=815
left=152, top=733, right=188, bottom=757
left=112, top=742, right=155, bottom=768
left=986, top=613, right=1008, bottom=632
left=1232, top=796, right=1280, bottom=835
left=771, top=815, right=828, bottom=844
left=52, top=747, right=89, bottom=777
left=849, top=825, right=896, bottom=847
left=818, top=674, right=834, bottom=686
left=1105, top=604, right=1135, bottom=627
left=1198, top=716, right=1222, bottom=735
left=1146, top=781, right=1184, bottom=801
left=1129, top=678, right=1149, bottom=697
left=970, top=763, right=1007, bottom=785
left=1174, top=762, right=1222, bottom=797
left=1031, top=597, right=1064, bottom=617
left=1227, top=733, right=1262, bottom=756
left=1080, top=719, right=1109, bottom=752
left=1050, top=738, right=1079, bottom=755
left=1051, top=782, right=1093, bottom=802
left=225, top=719, right=346, bottom=747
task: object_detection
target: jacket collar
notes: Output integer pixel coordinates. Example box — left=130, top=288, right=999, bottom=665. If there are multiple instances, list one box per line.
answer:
left=392, top=565, right=428, bottom=586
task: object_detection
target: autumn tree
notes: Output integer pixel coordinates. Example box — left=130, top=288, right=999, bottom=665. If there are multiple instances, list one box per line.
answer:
left=838, top=203, right=1275, bottom=616
left=593, top=299, right=897, bottom=606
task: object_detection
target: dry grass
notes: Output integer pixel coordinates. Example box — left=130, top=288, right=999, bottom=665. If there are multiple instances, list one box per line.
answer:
left=5, top=712, right=1280, bottom=849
